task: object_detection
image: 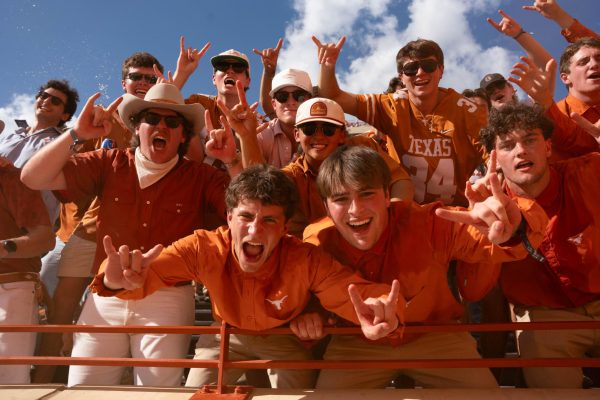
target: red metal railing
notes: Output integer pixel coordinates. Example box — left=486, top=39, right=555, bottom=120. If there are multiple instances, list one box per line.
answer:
left=1, top=321, right=600, bottom=395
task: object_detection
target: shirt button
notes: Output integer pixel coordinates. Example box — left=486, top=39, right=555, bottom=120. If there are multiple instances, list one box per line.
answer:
left=140, top=246, right=145, bottom=250
left=142, top=223, right=147, bottom=227
left=177, top=209, right=181, bottom=213
left=114, top=197, right=119, bottom=202
left=146, top=201, right=151, bottom=205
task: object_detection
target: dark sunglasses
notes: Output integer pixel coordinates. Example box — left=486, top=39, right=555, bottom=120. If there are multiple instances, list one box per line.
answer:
left=37, top=91, right=65, bottom=106
left=141, top=112, right=183, bottom=129
left=298, top=122, right=339, bottom=137
left=273, top=90, right=311, bottom=103
left=214, top=62, right=247, bottom=74
left=127, top=72, right=158, bottom=84
left=401, top=59, right=439, bottom=76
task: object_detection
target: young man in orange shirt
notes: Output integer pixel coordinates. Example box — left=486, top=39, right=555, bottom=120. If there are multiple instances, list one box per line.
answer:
left=302, top=145, right=548, bottom=389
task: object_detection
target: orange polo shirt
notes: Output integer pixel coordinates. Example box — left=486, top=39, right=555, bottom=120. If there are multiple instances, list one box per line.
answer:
left=304, top=199, right=548, bottom=345
left=91, top=226, right=406, bottom=331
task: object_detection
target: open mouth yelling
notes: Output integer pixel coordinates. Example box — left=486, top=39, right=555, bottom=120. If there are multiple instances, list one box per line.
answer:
left=414, top=79, right=430, bottom=87
left=224, top=78, right=236, bottom=87
left=242, top=241, right=264, bottom=262
left=588, top=72, right=600, bottom=81
left=515, top=160, right=533, bottom=171
left=152, top=134, right=168, bottom=150
left=135, top=89, right=148, bottom=97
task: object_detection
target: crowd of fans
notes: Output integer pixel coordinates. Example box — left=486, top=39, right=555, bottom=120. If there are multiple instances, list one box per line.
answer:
left=0, top=0, right=598, bottom=390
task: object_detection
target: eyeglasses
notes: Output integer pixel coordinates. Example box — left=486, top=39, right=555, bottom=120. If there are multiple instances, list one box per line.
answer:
left=37, top=91, right=65, bottom=106
left=127, top=72, right=158, bottom=84
left=400, top=59, right=439, bottom=76
left=273, top=90, right=311, bottom=103
left=141, top=112, right=184, bottom=129
left=298, top=122, right=340, bottom=137
left=214, top=62, right=247, bottom=74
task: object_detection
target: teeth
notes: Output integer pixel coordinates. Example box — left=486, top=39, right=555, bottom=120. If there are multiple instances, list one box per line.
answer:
left=247, top=241, right=262, bottom=246
left=348, top=219, right=370, bottom=227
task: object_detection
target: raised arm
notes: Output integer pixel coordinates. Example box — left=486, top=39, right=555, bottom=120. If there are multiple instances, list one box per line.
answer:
left=523, top=0, right=598, bottom=42
left=314, top=35, right=359, bottom=116
left=253, top=38, right=283, bottom=120
left=487, top=9, right=552, bottom=69
left=21, top=94, right=122, bottom=190
left=172, top=36, right=211, bottom=89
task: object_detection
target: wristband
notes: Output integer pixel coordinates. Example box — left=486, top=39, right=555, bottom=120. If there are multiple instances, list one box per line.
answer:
left=69, top=128, right=84, bottom=153
left=513, top=29, right=527, bottom=40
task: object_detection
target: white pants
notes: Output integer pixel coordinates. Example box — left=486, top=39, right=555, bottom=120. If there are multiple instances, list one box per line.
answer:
left=0, top=281, right=38, bottom=383
left=68, top=285, right=195, bottom=386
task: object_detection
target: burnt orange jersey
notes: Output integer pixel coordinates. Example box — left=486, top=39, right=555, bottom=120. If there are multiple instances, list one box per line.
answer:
left=356, top=89, right=487, bottom=206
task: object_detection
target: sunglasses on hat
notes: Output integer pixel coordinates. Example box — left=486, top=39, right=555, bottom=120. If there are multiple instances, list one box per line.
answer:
left=401, top=59, right=439, bottom=76
left=37, top=91, right=65, bottom=106
left=298, top=122, right=339, bottom=137
left=141, top=112, right=184, bottom=129
left=127, top=72, right=158, bottom=84
left=273, top=90, right=311, bottom=103
left=214, top=62, right=247, bottom=74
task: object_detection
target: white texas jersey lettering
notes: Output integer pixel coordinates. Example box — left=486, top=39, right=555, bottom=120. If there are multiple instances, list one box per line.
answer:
left=357, top=89, right=487, bottom=206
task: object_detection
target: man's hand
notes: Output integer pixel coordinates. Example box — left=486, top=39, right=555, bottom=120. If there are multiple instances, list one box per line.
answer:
left=290, top=312, right=329, bottom=340
left=349, top=280, right=400, bottom=340
left=465, top=150, right=498, bottom=208
left=436, top=172, right=522, bottom=244
left=102, top=235, right=162, bottom=291
left=487, top=9, right=524, bottom=38
left=204, top=110, right=238, bottom=164
left=570, top=112, right=600, bottom=144
left=253, top=38, right=283, bottom=75
left=173, top=36, right=211, bottom=89
left=312, top=36, right=345, bottom=67
left=523, top=0, right=567, bottom=22
left=217, top=80, right=259, bottom=140
left=509, top=56, right=556, bottom=109
left=75, top=94, right=122, bottom=140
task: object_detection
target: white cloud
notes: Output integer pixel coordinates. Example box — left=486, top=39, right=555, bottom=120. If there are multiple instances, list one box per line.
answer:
left=279, top=0, right=517, bottom=97
left=0, top=94, right=35, bottom=134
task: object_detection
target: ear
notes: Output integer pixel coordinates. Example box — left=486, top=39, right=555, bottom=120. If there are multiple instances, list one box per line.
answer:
left=60, top=112, right=71, bottom=124
left=212, top=73, right=217, bottom=87
left=545, top=139, right=552, bottom=159
left=384, top=188, right=391, bottom=208
left=294, top=127, right=301, bottom=142
left=323, top=199, right=332, bottom=217
left=226, top=210, right=233, bottom=227
left=438, top=64, right=444, bottom=79
left=271, top=98, right=277, bottom=110
left=122, top=80, right=127, bottom=92
left=559, top=72, right=571, bottom=86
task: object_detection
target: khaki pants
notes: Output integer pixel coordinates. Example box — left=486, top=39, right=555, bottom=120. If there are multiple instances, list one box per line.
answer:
left=317, top=332, right=497, bottom=389
left=515, top=300, right=600, bottom=388
left=185, top=332, right=316, bottom=389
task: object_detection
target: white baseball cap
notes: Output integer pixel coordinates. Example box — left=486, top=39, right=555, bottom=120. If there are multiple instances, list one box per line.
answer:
left=295, top=97, right=345, bottom=126
left=211, top=49, right=250, bottom=71
left=269, top=69, right=313, bottom=97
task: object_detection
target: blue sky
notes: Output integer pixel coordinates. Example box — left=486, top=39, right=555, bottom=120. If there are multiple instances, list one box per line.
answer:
left=0, top=0, right=598, bottom=131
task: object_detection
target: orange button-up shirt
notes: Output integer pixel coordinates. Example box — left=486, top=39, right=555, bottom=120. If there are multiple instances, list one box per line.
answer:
left=304, top=199, right=548, bottom=345
left=546, top=102, right=599, bottom=162
left=91, top=226, right=405, bottom=330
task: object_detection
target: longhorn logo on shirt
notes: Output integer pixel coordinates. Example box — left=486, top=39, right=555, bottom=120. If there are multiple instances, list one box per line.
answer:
left=266, top=295, right=288, bottom=310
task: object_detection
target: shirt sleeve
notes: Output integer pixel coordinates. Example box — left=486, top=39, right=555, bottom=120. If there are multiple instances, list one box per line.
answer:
left=546, top=102, right=599, bottom=158
left=561, top=19, right=599, bottom=43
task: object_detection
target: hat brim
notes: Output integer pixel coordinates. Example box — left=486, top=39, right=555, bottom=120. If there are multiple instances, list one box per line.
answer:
left=481, top=77, right=507, bottom=91
left=295, top=116, right=344, bottom=126
left=210, top=55, right=249, bottom=68
left=118, top=94, right=205, bottom=135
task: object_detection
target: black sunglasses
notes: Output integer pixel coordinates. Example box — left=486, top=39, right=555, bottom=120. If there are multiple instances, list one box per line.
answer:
left=141, top=112, right=183, bottom=129
left=127, top=72, right=158, bottom=84
left=298, top=122, right=339, bottom=137
left=37, top=91, right=65, bottom=106
left=273, top=90, right=311, bottom=103
left=401, top=59, right=439, bottom=76
left=214, top=62, right=247, bottom=74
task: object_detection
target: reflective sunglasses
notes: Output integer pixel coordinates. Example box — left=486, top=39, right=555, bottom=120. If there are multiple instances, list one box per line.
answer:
left=37, top=91, right=65, bottom=106
left=141, top=112, right=183, bottom=129
left=214, top=62, right=247, bottom=74
left=400, top=59, right=439, bottom=76
left=127, top=72, right=158, bottom=84
left=273, top=90, right=311, bottom=103
left=298, top=122, right=339, bottom=137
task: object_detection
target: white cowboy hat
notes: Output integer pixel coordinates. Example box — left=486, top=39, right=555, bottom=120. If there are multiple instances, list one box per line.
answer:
left=118, top=83, right=204, bottom=134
